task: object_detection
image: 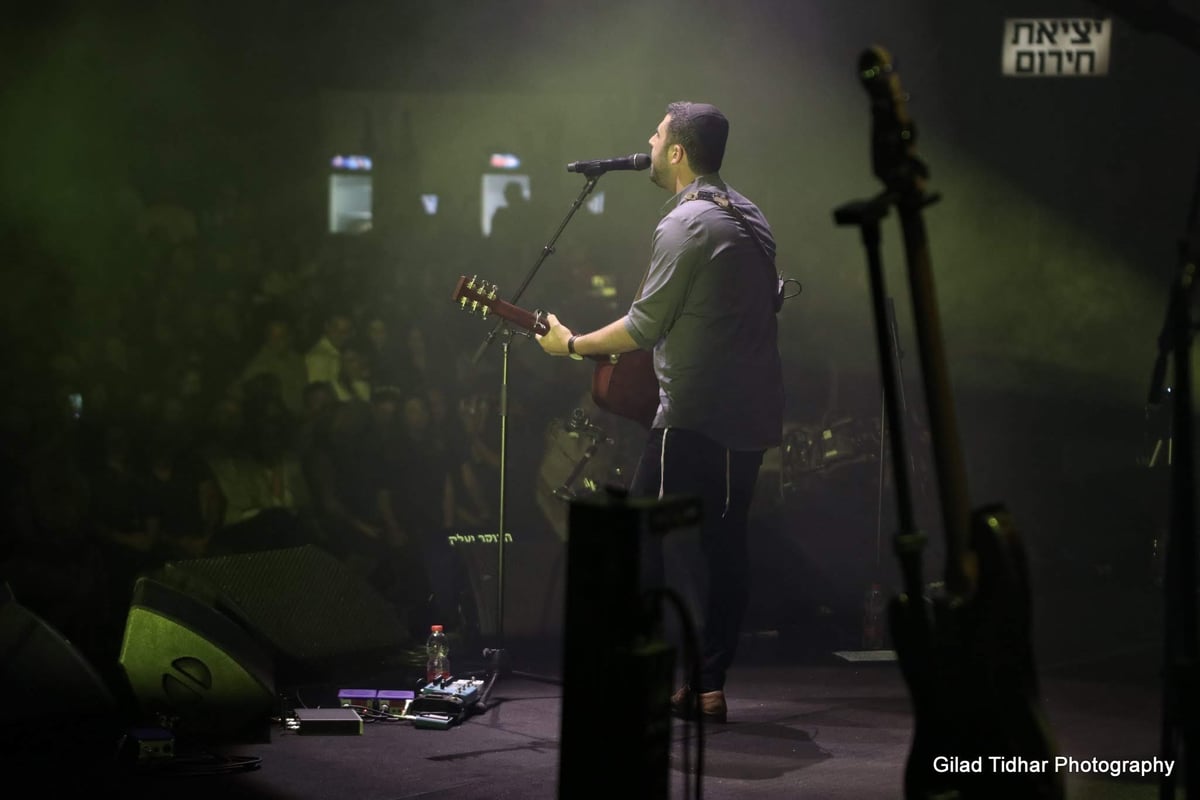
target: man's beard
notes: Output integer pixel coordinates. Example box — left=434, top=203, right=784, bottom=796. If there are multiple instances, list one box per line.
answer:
left=649, top=152, right=670, bottom=190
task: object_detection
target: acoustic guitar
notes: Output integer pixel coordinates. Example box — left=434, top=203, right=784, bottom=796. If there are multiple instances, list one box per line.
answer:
left=451, top=276, right=659, bottom=428
left=849, top=46, right=1064, bottom=799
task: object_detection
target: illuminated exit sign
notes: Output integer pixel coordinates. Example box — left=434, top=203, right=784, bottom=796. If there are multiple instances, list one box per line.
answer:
left=1002, top=18, right=1111, bottom=77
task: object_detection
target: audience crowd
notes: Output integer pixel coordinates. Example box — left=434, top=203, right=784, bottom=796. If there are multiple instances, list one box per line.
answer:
left=0, top=186, right=591, bottom=683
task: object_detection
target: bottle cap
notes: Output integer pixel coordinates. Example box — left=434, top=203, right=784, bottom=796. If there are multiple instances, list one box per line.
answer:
left=431, top=624, right=443, bottom=633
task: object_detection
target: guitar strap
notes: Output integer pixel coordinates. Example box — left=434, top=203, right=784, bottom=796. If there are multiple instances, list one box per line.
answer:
left=682, top=189, right=785, bottom=312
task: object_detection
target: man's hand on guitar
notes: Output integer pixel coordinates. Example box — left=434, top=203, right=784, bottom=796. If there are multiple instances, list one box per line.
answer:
left=534, top=312, right=575, bottom=357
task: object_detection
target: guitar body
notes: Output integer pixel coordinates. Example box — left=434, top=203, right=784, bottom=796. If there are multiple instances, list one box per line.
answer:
left=892, top=504, right=1062, bottom=800
left=590, top=350, right=658, bottom=429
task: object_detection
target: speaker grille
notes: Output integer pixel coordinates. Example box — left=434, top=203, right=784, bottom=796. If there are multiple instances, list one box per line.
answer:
left=159, top=545, right=406, bottom=664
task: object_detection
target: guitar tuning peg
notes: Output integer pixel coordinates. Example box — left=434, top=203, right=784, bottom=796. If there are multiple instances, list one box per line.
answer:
left=459, top=297, right=468, bottom=309
left=471, top=300, right=479, bottom=313
left=481, top=306, right=490, bottom=318
left=488, top=286, right=497, bottom=300
left=468, top=275, right=478, bottom=289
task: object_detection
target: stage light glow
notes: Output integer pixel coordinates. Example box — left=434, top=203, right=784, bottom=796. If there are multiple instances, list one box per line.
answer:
left=331, top=154, right=373, bottom=171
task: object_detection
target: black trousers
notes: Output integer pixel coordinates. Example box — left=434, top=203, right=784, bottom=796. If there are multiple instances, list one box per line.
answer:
left=629, top=427, right=764, bottom=693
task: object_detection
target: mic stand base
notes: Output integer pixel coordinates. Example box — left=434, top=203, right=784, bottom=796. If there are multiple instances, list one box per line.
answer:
left=476, top=646, right=562, bottom=710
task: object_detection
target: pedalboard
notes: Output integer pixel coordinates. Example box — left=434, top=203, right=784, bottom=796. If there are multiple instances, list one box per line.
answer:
left=336, top=688, right=416, bottom=716
left=326, top=679, right=485, bottom=730
left=408, top=678, right=486, bottom=729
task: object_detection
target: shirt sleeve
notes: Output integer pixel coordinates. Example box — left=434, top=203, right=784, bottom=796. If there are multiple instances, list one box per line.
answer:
left=624, top=212, right=703, bottom=349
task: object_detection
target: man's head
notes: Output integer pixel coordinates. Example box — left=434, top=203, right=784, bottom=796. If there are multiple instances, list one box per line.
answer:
left=366, top=317, right=388, bottom=350
left=264, top=319, right=292, bottom=354
left=302, top=381, right=336, bottom=419
left=339, top=342, right=371, bottom=383
left=370, top=386, right=403, bottom=430
left=324, top=312, right=354, bottom=351
left=403, top=394, right=431, bottom=436
left=649, top=101, right=729, bottom=192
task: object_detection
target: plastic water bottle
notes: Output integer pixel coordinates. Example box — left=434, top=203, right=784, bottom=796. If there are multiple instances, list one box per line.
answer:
left=426, top=624, right=450, bottom=682
left=862, top=583, right=886, bottom=650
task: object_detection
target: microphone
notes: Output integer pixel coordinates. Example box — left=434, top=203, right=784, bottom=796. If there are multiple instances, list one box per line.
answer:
left=566, top=153, right=651, bottom=175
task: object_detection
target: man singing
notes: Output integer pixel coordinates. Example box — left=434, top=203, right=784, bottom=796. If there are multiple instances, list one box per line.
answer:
left=536, top=101, right=784, bottom=723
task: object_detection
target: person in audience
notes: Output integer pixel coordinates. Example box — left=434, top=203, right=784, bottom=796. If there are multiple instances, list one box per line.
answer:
left=212, top=288, right=247, bottom=344
left=85, top=335, right=139, bottom=427
left=238, top=316, right=308, bottom=417
left=305, top=311, right=354, bottom=386
left=84, top=422, right=163, bottom=660
left=366, top=386, right=428, bottom=625
left=458, top=389, right=502, bottom=502
left=205, top=389, right=311, bottom=546
left=143, top=423, right=225, bottom=560
left=88, top=424, right=159, bottom=563
left=302, top=398, right=400, bottom=574
left=398, top=321, right=437, bottom=394
left=303, top=379, right=338, bottom=420
left=391, top=391, right=465, bottom=634
left=427, top=383, right=492, bottom=532
left=239, top=371, right=287, bottom=421
left=332, top=339, right=372, bottom=403
left=363, top=314, right=406, bottom=391
left=294, top=380, right=338, bottom=457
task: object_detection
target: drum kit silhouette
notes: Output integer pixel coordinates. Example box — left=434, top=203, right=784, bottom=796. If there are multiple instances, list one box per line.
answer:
left=535, top=408, right=887, bottom=538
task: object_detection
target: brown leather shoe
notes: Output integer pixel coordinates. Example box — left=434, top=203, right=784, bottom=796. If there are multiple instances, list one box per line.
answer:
left=670, top=686, right=727, bottom=724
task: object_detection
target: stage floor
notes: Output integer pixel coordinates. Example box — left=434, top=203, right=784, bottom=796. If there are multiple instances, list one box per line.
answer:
left=58, top=634, right=1172, bottom=800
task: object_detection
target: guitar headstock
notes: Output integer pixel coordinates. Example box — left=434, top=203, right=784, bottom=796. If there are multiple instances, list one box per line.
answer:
left=859, top=45, right=929, bottom=198
left=452, top=275, right=500, bottom=319
left=450, top=275, right=549, bottom=336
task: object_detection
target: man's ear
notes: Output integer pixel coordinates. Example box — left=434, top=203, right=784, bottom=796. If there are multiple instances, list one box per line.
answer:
left=670, top=143, right=685, bottom=166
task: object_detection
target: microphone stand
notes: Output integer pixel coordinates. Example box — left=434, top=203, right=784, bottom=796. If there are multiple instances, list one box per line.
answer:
left=1148, top=156, right=1200, bottom=800
left=1076, top=7, right=1200, bottom=795
left=472, top=171, right=603, bottom=706
left=1082, top=4, right=1200, bottom=796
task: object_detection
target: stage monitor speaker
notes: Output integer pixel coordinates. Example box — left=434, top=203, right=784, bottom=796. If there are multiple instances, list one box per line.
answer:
left=119, top=545, right=412, bottom=741
left=152, top=544, right=410, bottom=681
left=119, top=577, right=276, bottom=743
left=0, top=582, right=120, bottom=764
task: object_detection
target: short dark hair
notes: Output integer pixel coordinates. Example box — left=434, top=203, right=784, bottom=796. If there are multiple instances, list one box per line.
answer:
left=665, top=101, right=729, bottom=175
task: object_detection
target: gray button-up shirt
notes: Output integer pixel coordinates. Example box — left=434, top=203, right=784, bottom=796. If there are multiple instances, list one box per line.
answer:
left=623, top=174, right=784, bottom=450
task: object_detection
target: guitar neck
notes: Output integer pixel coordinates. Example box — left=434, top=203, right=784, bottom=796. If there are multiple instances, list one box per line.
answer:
left=451, top=276, right=549, bottom=336
left=895, top=203, right=973, bottom=597
left=860, top=45, right=974, bottom=599
left=491, top=298, right=548, bottom=336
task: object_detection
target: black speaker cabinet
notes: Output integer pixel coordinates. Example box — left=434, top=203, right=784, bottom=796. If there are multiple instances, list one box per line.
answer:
left=119, top=577, right=276, bottom=743
left=0, top=582, right=120, bottom=756
left=119, top=544, right=412, bottom=741
left=557, top=491, right=700, bottom=800
left=158, top=544, right=408, bottom=674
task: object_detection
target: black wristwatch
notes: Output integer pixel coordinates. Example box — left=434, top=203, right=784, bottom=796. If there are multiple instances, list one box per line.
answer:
left=567, top=334, right=583, bottom=361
